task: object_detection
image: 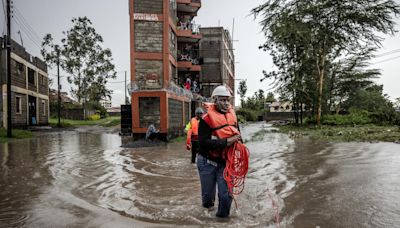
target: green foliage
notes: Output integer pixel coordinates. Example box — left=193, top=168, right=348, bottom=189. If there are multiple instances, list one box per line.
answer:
left=88, top=114, right=101, bottom=121
left=86, top=101, right=108, bottom=118
left=279, top=124, right=400, bottom=142
left=0, top=128, right=34, bottom=143
left=322, top=109, right=372, bottom=125
left=236, top=109, right=258, bottom=121
left=237, top=80, right=248, bottom=107
left=253, top=0, right=400, bottom=126
left=237, top=115, right=246, bottom=124
left=42, top=17, right=116, bottom=104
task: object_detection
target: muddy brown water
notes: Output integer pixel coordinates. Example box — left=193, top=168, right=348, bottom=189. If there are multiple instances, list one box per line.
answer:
left=1, top=123, right=400, bottom=227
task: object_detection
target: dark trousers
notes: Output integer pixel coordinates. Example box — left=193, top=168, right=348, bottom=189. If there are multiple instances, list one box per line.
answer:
left=191, top=140, right=199, bottom=163
left=196, top=154, right=232, bottom=217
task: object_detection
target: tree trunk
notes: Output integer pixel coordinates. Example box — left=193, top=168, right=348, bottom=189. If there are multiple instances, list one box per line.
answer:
left=316, top=54, right=325, bottom=127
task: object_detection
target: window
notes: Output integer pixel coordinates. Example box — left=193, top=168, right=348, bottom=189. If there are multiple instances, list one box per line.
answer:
left=16, top=61, right=24, bottom=76
left=42, top=100, right=46, bottom=116
left=39, top=74, right=47, bottom=86
left=16, top=96, right=22, bottom=114
left=28, top=68, right=35, bottom=84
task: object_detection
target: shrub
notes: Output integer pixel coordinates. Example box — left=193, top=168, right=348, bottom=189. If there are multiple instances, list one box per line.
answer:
left=237, top=115, right=246, bottom=124
left=88, top=114, right=100, bottom=121
left=236, top=109, right=258, bottom=121
left=322, top=109, right=372, bottom=125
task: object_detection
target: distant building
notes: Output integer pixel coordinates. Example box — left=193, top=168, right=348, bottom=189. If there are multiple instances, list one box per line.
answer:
left=269, top=101, right=293, bottom=112
left=199, top=27, right=235, bottom=105
left=49, top=89, right=79, bottom=105
left=0, top=37, right=49, bottom=128
left=100, top=99, right=112, bottom=109
left=107, top=106, right=121, bottom=117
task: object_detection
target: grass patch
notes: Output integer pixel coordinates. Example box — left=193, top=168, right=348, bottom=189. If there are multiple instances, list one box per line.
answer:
left=0, top=128, right=34, bottom=143
left=278, top=124, right=400, bottom=142
left=49, top=116, right=121, bottom=128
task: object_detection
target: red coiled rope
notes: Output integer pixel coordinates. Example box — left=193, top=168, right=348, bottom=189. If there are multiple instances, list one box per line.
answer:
left=223, top=141, right=250, bottom=195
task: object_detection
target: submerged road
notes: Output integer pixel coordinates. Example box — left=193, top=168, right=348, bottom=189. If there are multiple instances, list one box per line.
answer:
left=1, top=123, right=399, bottom=227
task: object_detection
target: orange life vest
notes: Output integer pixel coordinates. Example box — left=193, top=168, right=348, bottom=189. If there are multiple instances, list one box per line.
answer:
left=202, top=104, right=239, bottom=160
left=186, top=117, right=200, bottom=148
left=190, top=117, right=199, bottom=136
left=203, top=104, right=240, bottom=139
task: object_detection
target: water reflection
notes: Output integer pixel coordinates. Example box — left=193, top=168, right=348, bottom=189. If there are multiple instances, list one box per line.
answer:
left=0, top=124, right=399, bottom=227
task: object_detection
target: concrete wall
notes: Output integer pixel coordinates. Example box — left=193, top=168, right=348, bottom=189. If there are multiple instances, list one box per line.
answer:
left=170, top=63, right=177, bottom=83
left=169, top=28, right=177, bottom=60
left=38, top=99, right=48, bottom=125
left=134, top=0, right=163, bottom=14
left=38, top=73, right=48, bottom=95
left=134, top=21, right=163, bottom=52
left=11, top=93, right=28, bottom=127
left=11, top=59, right=26, bottom=88
left=184, top=101, right=190, bottom=124
left=199, top=27, right=235, bottom=100
left=139, top=97, right=160, bottom=128
left=168, top=98, right=183, bottom=137
left=0, top=37, right=49, bottom=128
left=135, top=60, right=163, bottom=90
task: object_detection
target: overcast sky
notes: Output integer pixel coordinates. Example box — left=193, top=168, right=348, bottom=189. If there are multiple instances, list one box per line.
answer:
left=1, top=0, right=399, bottom=106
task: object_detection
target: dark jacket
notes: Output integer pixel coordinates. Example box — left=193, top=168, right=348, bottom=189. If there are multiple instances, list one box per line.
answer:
left=198, top=118, right=240, bottom=164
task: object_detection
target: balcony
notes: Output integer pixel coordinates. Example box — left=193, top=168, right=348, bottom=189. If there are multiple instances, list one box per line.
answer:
left=177, top=0, right=201, bottom=13
left=177, top=21, right=202, bottom=42
left=177, top=73, right=201, bottom=95
left=177, top=46, right=202, bottom=71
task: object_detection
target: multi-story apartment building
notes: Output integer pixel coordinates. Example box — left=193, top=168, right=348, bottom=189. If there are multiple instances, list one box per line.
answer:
left=0, top=38, right=49, bottom=128
left=129, top=0, right=202, bottom=138
left=199, top=27, right=235, bottom=106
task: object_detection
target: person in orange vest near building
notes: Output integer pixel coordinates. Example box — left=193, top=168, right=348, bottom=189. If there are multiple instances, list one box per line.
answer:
left=185, top=107, right=205, bottom=163
left=197, top=85, right=242, bottom=218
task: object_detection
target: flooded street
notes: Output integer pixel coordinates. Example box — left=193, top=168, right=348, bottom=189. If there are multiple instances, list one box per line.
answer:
left=1, top=123, right=400, bottom=227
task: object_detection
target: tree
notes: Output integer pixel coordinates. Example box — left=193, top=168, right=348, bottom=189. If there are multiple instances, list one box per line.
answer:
left=253, top=0, right=400, bottom=126
left=394, top=97, right=400, bottom=110
left=42, top=17, right=116, bottom=111
left=265, top=92, right=276, bottom=103
left=237, top=80, right=248, bottom=107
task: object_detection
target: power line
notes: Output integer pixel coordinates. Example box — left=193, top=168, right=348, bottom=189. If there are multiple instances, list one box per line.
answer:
left=372, top=55, right=400, bottom=65
left=375, top=48, right=400, bottom=58
left=13, top=6, right=41, bottom=42
left=13, top=16, right=41, bottom=48
left=107, top=80, right=125, bottom=84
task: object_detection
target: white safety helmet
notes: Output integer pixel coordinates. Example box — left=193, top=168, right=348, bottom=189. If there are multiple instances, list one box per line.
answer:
left=211, top=85, right=232, bottom=98
left=195, top=107, right=204, bottom=114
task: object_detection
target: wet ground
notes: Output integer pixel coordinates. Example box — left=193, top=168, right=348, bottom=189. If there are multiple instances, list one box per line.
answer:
left=1, top=123, right=400, bottom=227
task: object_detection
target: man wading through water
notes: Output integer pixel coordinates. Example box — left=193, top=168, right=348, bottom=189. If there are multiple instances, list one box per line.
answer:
left=197, top=85, right=242, bottom=218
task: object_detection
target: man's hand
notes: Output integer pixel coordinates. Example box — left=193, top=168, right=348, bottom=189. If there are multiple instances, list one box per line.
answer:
left=226, top=134, right=242, bottom=146
left=186, top=144, right=191, bottom=151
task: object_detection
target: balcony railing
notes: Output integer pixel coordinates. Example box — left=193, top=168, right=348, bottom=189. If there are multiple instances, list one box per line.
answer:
left=177, top=21, right=200, bottom=34
left=178, top=53, right=200, bottom=65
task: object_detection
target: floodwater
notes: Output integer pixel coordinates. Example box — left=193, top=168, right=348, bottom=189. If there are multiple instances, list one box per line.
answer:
left=1, top=123, right=400, bottom=227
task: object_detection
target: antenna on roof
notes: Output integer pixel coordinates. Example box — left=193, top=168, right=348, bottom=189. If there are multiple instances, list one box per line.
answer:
left=17, top=30, right=23, bottom=47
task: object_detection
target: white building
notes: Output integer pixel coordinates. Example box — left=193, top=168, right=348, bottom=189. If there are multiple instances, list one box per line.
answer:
left=100, top=99, right=112, bottom=109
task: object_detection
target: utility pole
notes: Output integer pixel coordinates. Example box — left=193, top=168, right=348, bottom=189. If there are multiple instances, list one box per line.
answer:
left=56, top=45, right=61, bottom=127
left=124, top=71, right=127, bottom=104
left=6, top=0, right=12, bottom=137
